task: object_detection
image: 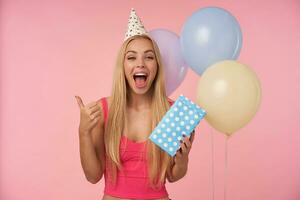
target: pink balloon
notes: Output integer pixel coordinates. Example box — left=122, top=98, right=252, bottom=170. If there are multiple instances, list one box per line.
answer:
left=149, top=29, right=188, bottom=96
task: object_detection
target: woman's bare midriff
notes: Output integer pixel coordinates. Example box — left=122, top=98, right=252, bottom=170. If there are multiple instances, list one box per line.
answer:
left=102, top=195, right=170, bottom=200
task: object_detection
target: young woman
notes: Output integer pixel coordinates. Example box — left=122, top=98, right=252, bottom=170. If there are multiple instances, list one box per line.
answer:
left=75, top=9, right=195, bottom=200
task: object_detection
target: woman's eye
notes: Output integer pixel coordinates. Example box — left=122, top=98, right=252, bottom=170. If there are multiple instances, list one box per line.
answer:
left=127, top=56, right=154, bottom=60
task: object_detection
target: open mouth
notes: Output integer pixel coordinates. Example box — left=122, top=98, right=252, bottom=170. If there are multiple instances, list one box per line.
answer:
left=133, top=73, right=148, bottom=88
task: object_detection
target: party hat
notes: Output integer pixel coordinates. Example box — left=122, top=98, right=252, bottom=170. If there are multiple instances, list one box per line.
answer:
left=124, top=8, right=148, bottom=41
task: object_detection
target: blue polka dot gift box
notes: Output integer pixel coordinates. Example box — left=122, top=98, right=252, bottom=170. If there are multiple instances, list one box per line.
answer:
left=149, top=95, right=206, bottom=156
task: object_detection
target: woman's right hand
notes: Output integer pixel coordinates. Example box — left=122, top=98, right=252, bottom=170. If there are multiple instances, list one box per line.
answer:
left=75, top=96, right=102, bottom=136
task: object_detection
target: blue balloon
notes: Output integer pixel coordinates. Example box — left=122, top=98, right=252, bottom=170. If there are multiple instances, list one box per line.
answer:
left=180, top=7, right=242, bottom=75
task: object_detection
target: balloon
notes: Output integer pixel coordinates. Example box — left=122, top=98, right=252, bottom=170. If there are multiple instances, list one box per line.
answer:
left=180, top=7, right=242, bottom=75
left=149, top=29, right=188, bottom=96
left=196, top=60, right=261, bottom=136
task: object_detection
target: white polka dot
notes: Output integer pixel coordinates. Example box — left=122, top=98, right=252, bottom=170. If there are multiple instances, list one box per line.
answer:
left=163, top=143, right=168, bottom=147
left=182, top=131, right=186, bottom=135
left=172, top=132, right=176, bottom=136
left=176, top=127, right=181, bottom=131
left=177, top=136, right=182, bottom=141
left=166, top=128, right=171, bottom=132
left=162, top=123, right=166, bottom=128
left=184, top=116, right=189, bottom=121
left=157, top=129, right=161, bottom=133
left=168, top=137, right=172, bottom=142
left=195, top=115, right=199, bottom=119
left=158, top=139, right=162, bottom=143
left=178, top=102, right=182, bottom=106
left=174, top=107, right=178, bottom=112
left=170, top=113, right=174, bottom=117
left=189, top=110, right=194, bottom=115
left=179, top=112, right=183, bottom=116
left=180, top=121, right=185, bottom=126
left=190, top=120, right=195, bottom=124
left=169, top=147, right=174, bottom=152
left=173, top=142, right=177, bottom=146
left=186, top=125, right=191, bottom=130
left=183, top=106, right=188, bottom=111
left=175, top=117, right=179, bottom=121
left=153, top=135, right=157, bottom=139
left=162, top=133, right=167, bottom=138
left=171, top=122, right=175, bottom=127
left=165, top=118, right=170, bottom=123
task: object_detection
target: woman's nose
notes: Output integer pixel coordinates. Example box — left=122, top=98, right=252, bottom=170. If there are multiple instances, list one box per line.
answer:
left=136, top=57, right=145, bottom=68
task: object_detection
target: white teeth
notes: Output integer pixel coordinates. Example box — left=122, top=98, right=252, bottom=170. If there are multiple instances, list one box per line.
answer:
left=134, top=72, right=147, bottom=76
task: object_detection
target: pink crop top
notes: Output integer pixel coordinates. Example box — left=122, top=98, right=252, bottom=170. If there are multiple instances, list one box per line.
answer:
left=100, top=97, right=173, bottom=200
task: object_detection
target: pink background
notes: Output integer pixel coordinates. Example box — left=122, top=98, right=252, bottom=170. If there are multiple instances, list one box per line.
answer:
left=1, top=0, right=300, bottom=199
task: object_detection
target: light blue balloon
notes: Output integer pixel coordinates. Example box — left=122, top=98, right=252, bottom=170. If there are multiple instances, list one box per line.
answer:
left=180, top=7, right=242, bottom=75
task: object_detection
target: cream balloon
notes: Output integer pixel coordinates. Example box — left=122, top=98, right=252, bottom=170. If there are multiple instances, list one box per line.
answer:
left=196, top=60, right=261, bottom=136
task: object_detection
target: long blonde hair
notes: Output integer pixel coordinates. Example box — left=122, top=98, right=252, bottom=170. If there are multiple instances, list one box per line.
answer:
left=104, top=34, right=172, bottom=187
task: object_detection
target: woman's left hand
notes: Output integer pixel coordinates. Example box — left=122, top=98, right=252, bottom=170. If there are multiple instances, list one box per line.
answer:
left=174, top=130, right=195, bottom=167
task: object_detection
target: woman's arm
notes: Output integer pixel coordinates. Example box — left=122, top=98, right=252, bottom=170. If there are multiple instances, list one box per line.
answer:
left=76, top=97, right=106, bottom=184
left=79, top=122, right=105, bottom=184
left=167, top=131, right=195, bottom=183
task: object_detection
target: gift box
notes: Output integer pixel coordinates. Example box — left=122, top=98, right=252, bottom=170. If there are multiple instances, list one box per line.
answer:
left=149, top=95, right=206, bottom=156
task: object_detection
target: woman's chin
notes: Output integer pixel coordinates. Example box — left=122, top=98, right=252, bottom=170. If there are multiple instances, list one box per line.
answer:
left=132, top=87, right=149, bottom=95
left=130, top=84, right=151, bottom=95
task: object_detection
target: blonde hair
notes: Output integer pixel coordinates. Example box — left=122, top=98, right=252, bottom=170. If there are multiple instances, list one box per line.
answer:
left=104, top=34, right=172, bottom=187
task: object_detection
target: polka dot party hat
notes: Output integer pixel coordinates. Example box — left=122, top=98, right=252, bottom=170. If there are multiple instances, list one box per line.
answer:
left=149, top=95, right=206, bottom=156
left=124, top=8, right=148, bottom=41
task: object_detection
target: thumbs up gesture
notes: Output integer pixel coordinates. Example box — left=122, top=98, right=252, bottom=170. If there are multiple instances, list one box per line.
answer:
left=75, top=96, right=102, bottom=136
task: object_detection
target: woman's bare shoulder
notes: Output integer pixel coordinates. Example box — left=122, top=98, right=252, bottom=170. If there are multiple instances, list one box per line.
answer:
left=97, top=96, right=112, bottom=114
left=96, top=96, right=111, bottom=105
left=167, top=97, right=175, bottom=105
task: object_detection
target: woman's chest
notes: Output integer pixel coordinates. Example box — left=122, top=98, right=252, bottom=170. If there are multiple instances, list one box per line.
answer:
left=123, top=109, right=152, bottom=141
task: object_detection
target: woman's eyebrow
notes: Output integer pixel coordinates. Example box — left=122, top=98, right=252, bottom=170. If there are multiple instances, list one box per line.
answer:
left=126, top=50, right=137, bottom=54
left=144, top=50, right=154, bottom=53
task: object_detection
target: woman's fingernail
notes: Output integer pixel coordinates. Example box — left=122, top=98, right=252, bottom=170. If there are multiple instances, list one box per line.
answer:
left=182, top=134, right=186, bottom=137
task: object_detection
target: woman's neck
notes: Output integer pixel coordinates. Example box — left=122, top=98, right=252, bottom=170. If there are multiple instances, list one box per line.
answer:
left=127, top=92, right=152, bottom=111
